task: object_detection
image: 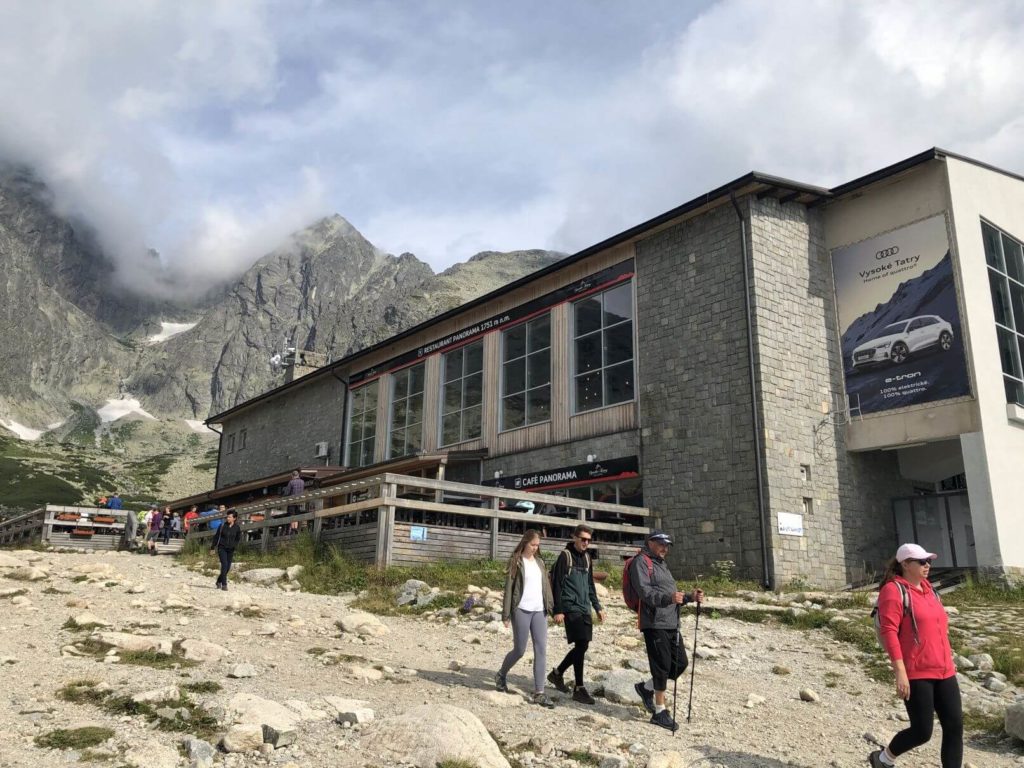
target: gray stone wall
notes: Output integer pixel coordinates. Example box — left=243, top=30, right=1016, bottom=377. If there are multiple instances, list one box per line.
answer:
left=748, top=198, right=913, bottom=588
left=634, top=203, right=766, bottom=583
left=215, top=375, right=347, bottom=488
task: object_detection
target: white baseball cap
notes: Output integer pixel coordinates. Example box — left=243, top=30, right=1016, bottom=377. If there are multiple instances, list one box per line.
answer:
left=895, top=543, right=937, bottom=563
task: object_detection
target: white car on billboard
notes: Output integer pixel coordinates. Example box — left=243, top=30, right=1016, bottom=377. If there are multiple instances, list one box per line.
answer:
left=851, top=315, right=954, bottom=369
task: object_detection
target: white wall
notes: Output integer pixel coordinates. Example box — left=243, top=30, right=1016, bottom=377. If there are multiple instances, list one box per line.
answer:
left=945, top=157, right=1024, bottom=575
left=822, top=161, right=981, bottom=451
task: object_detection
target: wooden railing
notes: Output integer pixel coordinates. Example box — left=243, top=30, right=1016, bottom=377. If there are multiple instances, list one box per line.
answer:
left=0, top=507, right=46, bottom=546
left=187, top=473, right=653, bottom=566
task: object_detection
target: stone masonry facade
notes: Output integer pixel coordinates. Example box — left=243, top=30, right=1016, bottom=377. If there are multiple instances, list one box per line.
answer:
left=216, top=374, right=347, bottom=488
left=748, top=198, right=915, bottom=588
left=634, top=203, right=765, bottom=583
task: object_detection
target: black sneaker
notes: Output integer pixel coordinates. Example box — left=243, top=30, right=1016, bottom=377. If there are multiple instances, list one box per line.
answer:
left=495, top=672, right=508, bottom=693
left=635, top=681, right=655, bottom=713
left=868, top=750, right=887, bottom=768
left=650, top=709, right=678, bottom=732
left=572, top=686, right=596, bottom=705
left=531, top=692, right=554, bottom=708
left=547, top=668, right=570, bottom=693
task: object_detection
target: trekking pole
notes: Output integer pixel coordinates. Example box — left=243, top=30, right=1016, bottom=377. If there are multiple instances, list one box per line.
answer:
left=672, top=602, right=681, bottom=735
left=686, top=601, right=701, bottom=724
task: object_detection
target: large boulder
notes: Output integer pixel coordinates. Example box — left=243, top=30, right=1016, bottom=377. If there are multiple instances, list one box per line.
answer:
left=364, top=704, right=509, bottom=768
left=179, top=639, right=230, bottom=663
left=227, top=693, right=300, bottom=731
left=95, top=632, right=173, bottom=655
left=221, top=723, right=264, bottom=753
left=596, top=669, right=644, bottom=705
left=336, top=612, right=389, bottom=637
left=239, top=568, right=286, bottom=585
left=1006, top=701, right=1024, bottom=741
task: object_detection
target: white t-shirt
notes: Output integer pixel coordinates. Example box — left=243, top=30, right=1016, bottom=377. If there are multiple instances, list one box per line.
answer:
left=518, top=557, right=545, bottom=612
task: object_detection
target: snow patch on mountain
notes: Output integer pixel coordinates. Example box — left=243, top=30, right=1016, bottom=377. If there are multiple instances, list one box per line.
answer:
left=146, top=321, right=198, bottom=344
left=0, top=419, right=44, bottom=440
left=184, top=419, right=215, bottom=433
left=97, top=397, right=157, bottom=423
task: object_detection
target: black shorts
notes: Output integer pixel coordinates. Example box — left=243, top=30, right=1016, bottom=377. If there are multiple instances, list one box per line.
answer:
left=564, top=612, right=593, bottom=645
left=643, top=628, right=688, bottom=690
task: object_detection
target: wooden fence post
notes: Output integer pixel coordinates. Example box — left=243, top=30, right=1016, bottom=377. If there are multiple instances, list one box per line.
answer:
left=489, top=497, right=500, bottom=560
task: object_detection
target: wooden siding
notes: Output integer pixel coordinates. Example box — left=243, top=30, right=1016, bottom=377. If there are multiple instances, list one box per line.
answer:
left=390, top=522, right=490, bottom=565
left=569, top=401, right=637, bottom=441
left=320, top=521, right=379, bottom=563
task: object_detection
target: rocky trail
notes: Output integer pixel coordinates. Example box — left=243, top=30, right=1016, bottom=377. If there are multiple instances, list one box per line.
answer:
left=1, top=549, right=1022, bottom=768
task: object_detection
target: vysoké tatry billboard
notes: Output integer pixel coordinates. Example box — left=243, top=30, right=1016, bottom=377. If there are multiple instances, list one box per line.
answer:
left=831, top=214, right=971, bottom=415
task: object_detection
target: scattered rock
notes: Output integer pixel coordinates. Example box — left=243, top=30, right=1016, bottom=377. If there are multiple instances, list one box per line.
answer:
left=180, top=639, right=230, bottom=662
left=286, top=565, right=304, bottom=581
left=799, top=688, right=820, bottom=702
left=968, top=653, right=994, bottom=672
left=262, top=723, right=297, bottom=748
left=181, top=736, right=216, bottom=768
left=222, top=723, right=264, bottom=752
left=598, top=670, right=644, bottom=705
left=336, top=612, right=389, bottom=637
left=772, top=665, right=792, bottom=675
left=365, top=704, right=510, bottom=768
left=325, top=696, right=375, bottom=724
left=227, top=692, right=300, bottom=731
left=132, top=685, right=181, bottom=704
left=745, top=693, right=766, bottom=708
left=71, top=611, right=111, bottom=628
left=1005, top=701, right=1024, bottom=741
left=124, top=739, right=180, bottom=768
left=95, top=631, right=173, bottom=655
left=240, top=568, right=286, bottom=585
left=228, top=663, right=257, bottom=678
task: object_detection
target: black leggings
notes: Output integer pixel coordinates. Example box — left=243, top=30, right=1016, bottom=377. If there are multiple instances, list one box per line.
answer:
left=217, top=547, right=235, bottom=586
left=889, top=675, right=962, bottom=768
left=556, top=639, right=589, bottom=686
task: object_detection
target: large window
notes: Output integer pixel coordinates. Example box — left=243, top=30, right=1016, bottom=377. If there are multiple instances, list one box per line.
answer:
left=502, top=314, right=551, bottom=430
left=347, top=381, right=378, bottom=467
left=982, top=220, right=1024, bottom=405
left=573, top=281, right=635, bottom=412
left=441, top=342, right=483, bottom=445
left=389, top=363, right=425, bottom=457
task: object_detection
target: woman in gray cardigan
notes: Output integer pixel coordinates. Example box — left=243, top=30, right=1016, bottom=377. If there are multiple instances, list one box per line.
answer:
left=496, top=529, right=555, bottom=707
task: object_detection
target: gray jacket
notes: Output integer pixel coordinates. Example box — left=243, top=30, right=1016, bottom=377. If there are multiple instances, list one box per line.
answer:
left=501, top=555, right=554, bottom=621
left=630, top=546, right=682, bottom=630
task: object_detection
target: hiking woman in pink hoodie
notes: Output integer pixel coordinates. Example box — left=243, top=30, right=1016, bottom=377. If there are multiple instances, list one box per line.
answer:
left=869, top=543, right=961, bottom=768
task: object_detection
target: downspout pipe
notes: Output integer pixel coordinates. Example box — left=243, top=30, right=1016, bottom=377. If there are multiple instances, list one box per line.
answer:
left=331, top=370, right=350, bottom=467
left=206, top=422, right=224, bottom=490
left=730, top=191, right=773, bottom=590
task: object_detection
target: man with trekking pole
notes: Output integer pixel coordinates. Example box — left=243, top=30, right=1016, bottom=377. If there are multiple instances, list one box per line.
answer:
left=626, top=530, right=704, bottom=732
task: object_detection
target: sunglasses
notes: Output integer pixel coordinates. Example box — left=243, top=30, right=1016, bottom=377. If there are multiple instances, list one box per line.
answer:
left=576, top=536, right=592, bottom=543
left=909, top=558, right=932, bottom=566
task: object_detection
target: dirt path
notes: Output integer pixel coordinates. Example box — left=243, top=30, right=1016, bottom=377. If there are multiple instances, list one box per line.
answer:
left=0, top=549, right=1021, bottom=768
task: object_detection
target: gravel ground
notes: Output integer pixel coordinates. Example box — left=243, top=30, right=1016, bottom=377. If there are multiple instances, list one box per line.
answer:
left=1, top=549, right=1022, bottom=768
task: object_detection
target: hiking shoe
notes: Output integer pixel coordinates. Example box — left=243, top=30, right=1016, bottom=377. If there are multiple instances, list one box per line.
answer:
left=572, top=686, right=596, bottom=705
left=547, top=668, right=570, bottom=693
left=635, top=681, right=655, bottom=713
left=650, top=709, right=678, bottom=732
left=494, top=672, right=508, bottom=693
left=868, top=750, right=887, bottom=768
left=531, top=692, right=555, bottom=708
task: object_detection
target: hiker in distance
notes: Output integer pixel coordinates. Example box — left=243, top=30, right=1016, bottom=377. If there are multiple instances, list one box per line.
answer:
left=496, top=529, right=555, bottom=708
left=628, top=530, right=704, bottom=732
left=870, top=543, right=962, bottom=768
left=548, top=523, right=605, bottom=704
left=210, top=510, right=242, bottom=591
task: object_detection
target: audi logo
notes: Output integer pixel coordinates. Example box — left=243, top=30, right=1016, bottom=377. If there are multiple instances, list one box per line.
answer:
left=876, top=246, right=900, bottom=260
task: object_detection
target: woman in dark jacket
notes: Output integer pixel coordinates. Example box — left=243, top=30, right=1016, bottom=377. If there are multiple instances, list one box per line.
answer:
left=870, top=543, right=961, bottom=768
left=496, top=529, right=554, bottom=707
left=210, top=510, right=242, bottom=591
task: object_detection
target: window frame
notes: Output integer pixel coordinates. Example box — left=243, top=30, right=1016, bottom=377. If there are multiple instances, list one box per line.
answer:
left=499, top=313, right=553, bottom=432
left=387, top=363, right=426, bottom=459
left=982, top=219, right=1024, bottom=406
left=345, top=380, right=379, bottom=467
left=570, top=279, right=637, bottom=414
left=439, top=341, right=485, bottom=447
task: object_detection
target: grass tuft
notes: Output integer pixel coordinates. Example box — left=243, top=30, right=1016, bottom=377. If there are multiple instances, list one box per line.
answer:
left=183, top=680, right=222, bottom=694
left=34, top=726, right=115, bottom=750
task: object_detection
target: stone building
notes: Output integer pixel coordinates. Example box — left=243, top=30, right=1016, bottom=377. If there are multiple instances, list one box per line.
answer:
left=207, top=148, right=1024, bottom=588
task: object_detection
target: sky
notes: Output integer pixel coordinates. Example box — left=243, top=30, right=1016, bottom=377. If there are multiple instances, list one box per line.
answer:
left=2, top=0, right=1024, bottom=299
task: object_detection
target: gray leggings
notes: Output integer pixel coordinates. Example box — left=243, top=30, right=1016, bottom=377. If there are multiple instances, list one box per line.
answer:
left=499, top=608, right=547, bottom=693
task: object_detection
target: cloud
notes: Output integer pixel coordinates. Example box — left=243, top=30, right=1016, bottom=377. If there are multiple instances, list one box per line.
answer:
left=1, top=0, right=1024, bottom=295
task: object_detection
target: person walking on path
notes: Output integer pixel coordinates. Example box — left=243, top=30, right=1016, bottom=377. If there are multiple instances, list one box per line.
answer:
left=869, top=543, right=962, bottom=768
left=630, top=530, right=704, bottom=732
left=547, top=524, right=605, bottom=704
left=285, top=470, right=305, bottom=531
left=160, top=505, right=174, bottom=545
left=496, top=529, right=555, bottom=708
left=183, top=505, right=199, bottom=535
left=107, top=492, right=123, bottom=510
left=145, top=506, right=163, bottom=555
left=210, top=510, right=242, bottom=591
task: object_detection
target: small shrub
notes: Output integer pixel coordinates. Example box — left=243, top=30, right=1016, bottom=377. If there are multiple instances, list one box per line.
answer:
left=962, top=709, right=1005, bottom=735
left=563, top=751, right=601, bottom=766
left=183, top=680, right=222, bottom=694
left=34, top=726, right=115, bottom=750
